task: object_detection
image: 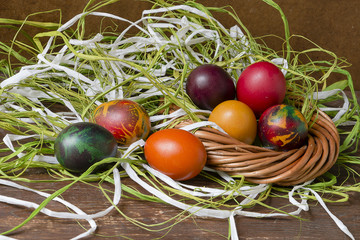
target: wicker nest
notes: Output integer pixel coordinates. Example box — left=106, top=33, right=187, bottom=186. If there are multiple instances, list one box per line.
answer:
left=184, top=109, right=340, bottom=186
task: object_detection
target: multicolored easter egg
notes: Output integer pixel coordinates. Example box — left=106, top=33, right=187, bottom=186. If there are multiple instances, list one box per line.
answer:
left=258, top=104, right=308, bottom=150
left=54, top=122, right=118, bottom=172
left=92, top=99, right=151, bottom=146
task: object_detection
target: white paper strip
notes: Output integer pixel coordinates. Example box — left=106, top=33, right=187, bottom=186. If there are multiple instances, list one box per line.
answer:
left=311, top=89, right=350, bottom=123
left=0, top=168, right=121, bottom=239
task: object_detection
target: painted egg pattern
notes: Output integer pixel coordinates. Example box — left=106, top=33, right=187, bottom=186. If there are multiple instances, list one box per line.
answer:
left=93, top=99, right=151, bottom=146
left=54, top=122, right=118, bottom=172
left=258, top=104, right=308, bottom=150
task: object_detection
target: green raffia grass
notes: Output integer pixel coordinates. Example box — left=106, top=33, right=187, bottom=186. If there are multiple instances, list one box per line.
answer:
left=0, top=0, right=359, bottom=237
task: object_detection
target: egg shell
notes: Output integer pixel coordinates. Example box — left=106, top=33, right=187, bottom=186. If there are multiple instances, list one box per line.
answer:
left=236, top=61, right=286, bottom=117
left=54, top=122, right=118, bottom=172
left=258, top=104, right=308, bottom=150
left=208, top=100, right=257, bottom=145
left=93, top=99, right=151, bottom=146
left=185, top=64, right=236, bottom=110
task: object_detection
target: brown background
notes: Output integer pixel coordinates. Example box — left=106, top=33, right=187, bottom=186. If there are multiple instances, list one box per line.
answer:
left=0, top=0, right=359, bottom=90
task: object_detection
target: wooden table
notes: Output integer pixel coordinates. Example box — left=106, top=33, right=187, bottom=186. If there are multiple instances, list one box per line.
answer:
left=0, top=130, right=359, bottom=239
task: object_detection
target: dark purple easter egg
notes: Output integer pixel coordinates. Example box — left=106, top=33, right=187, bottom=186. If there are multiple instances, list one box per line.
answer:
left=185, top=64, right=236, bottom=110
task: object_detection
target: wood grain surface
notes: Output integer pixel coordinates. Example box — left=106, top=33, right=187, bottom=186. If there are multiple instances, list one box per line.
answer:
left=0, top=164, right=359, bottom=239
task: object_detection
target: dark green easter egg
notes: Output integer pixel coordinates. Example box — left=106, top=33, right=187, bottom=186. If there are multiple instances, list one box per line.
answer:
left=54, top=122, right=118, bottom=172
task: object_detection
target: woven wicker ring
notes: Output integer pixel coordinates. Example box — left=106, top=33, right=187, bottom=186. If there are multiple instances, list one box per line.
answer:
left=186, top=109, right=340, bottom=186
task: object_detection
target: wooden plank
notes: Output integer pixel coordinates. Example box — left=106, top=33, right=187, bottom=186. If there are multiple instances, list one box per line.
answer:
left=0, top=163, right=359, bottom=239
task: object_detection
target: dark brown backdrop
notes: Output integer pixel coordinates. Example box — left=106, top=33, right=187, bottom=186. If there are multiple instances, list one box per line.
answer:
left=0, top=0, right=359, bottom=90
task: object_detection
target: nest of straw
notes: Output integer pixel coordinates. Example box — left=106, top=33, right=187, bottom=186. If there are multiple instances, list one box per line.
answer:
left=181, top=109, right=339, bottom=186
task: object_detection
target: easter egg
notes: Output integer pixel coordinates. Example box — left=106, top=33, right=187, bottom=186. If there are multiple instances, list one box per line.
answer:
left=144, top=128, right=207, bottom=181
left=54, top=122, right=118, bottom=172
left=236, top=61, right=286, bottom=117
left=258, top=104, right=308, bottom=150
left=208, top=100, right=257, bottom=145
left=185, top=64, right=236, bottom=110
left=93, top=99, right=151, bottom=146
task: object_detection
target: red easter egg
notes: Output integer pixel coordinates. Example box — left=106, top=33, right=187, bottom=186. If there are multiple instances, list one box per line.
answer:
left=258, top=104, right=308, bottom=151
left=236, top=61, right=286, bottom=117
left=93, top=99, right=151, bottom=146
